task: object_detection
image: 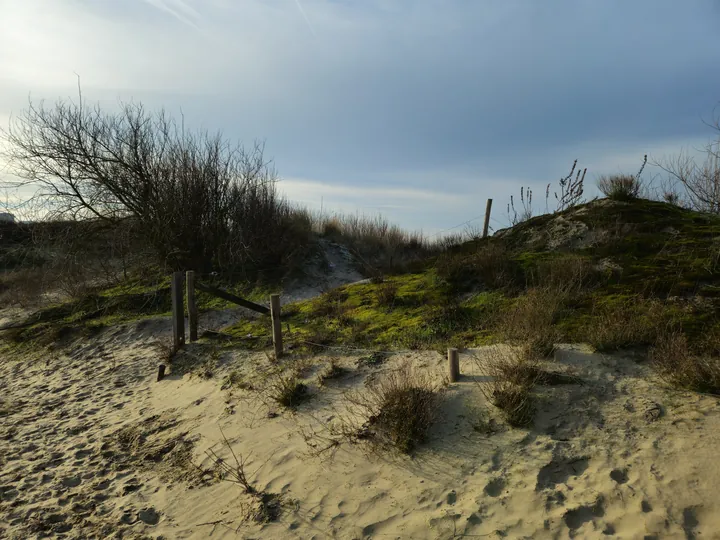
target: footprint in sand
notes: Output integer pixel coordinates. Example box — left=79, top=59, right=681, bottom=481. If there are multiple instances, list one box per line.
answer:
left=138, top=507, right=160, bottom=525
left=683, top=507, right=700, bottom=540
left=536, top=455, right=589, bottom=491
left=61, top=475, right=82, bottom=488
left=484, top=478, right=506, bottom=497
left=610, top=468, right=629, bottom=484
left=563, top=495, right=605, bottom=531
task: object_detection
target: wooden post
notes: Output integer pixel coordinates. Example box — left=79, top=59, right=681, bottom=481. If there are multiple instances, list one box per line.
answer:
left=448, top=348, right=460, bottom=382
left=157, top=364, right=166, bottom=382
left=186, top=270, right=198, bottom=342
left=482, top=199, right=493, bottom=238
left=171, top=271, right=185, bottom=352
left=270, top=294, right=283, bottom=359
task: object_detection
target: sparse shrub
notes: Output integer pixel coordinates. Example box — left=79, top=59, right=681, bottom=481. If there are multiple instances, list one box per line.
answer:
left=585, top=297, right=667, bottom=352
left=268, top=373, right=309, bottom=409
left=375, top=281, right=398, bottom=306
left=314, top=288, right=349, bottom=317
left=508, top=186, right=534, bottom=225
left=299, top=326, right=339, bottom=353
left=473, top=346, right=537, bottom=427
left=597, top=174, right=643, bottom=201
left=527, top=254, right=596, bottom=291
left=650, top=331, right=720, bottom=394
left=198, top=427, right=283, bottom=522
left=221, top=370, right=244, bottom=390
left=436, top=242, right=517, bottom=292
left=498, top=288, right=566, bottom=357
left=317, top=359, right=347, bottom=385
left=348, top=367, right=443, bottom=453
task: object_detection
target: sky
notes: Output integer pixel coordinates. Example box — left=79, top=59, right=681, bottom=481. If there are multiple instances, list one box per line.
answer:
left=1, top=0, right=720, bottom=234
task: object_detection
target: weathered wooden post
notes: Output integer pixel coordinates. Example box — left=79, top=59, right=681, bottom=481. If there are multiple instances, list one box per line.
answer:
left=157, top=364, right=166, bottom=382
left=482, top=199, right=493, bottom=238
left=171, top=272, right=185, bottom=352
left=448, top=348, right=460, bottom=382
left=270, top=294, right=283, bottom=359
left=186, top=270, right=198, bottom=342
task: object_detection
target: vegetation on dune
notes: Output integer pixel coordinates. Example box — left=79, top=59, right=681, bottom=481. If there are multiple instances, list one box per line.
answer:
left=5, top=196, right=720, bottom=369
left=220, top=198, right=720, bottom=358
left=3, top=95, right=720, bottom=401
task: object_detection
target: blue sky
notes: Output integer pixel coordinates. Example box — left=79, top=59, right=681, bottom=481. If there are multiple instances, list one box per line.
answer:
left=1, top=0, right=720, bottom=233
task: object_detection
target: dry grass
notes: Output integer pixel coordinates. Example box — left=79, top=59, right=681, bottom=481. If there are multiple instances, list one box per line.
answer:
left=498, top=287, right=566, bottom=357
left=585, top=298, right=665, bottom=352
left=317, top=359, right=347, bottom=385
left=375, top=280, right=399, bottom=306
left=473, top=346, right=538, bottom=427
left=597, top=174, right=643, bottom=201
left=435, top=242, right=518, bottom=292
left=650, top=331, right=720, bottom=395
left=314, top=212, right=437, bottom=274
left=267, top=372, right=309, bottom=409
left=347, top=366, right=444, bottom=454
left=197, top=427, right=283, bottom=523
left=527, top=254, right=596, bottom=290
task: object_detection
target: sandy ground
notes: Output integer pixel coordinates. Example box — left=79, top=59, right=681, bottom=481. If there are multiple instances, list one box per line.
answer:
left=280, top=239, right=367, bottom=305
left=3, top=315, right=720, bottom=539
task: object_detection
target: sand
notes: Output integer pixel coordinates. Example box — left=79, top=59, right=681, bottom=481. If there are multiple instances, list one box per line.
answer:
left=3, top=317, right=720, bottom=539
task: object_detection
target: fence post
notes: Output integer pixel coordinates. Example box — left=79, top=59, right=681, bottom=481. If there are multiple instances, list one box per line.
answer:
left=483, top=199, right=493, bottom=238
left=186, top=270, right=198, bottom=342
left=270, top=294, right=283, bottom=359
left=171, top=271, right=185, bottom=352
left=448, top=348, right=460, bottom=382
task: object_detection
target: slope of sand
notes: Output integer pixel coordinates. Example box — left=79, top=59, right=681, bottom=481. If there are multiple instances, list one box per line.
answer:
left=2, top=317, right=720, bottom=539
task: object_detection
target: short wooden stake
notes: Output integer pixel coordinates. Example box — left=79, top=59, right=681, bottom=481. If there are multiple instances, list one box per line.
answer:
left=157, top=364, right=166, bottom=382
left=186, top=270, right=198, bottom=342
left=171, top=271, right=185, bottom=352
left=448, top=348, right=460, bottom=382
left=270, top=294, right=283, bottom=359
left=482, top=198, right=493, bottom=238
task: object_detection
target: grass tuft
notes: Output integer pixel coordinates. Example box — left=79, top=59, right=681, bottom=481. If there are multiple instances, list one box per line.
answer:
left=349, top=366, right=443, bottom=454
left=268, top=373, right=310, bottom=409
left=597, top=174, right=643, bottom=201
left=474, top=346, right=538, bottom=427
left=650, top=331, right=720, bottom=395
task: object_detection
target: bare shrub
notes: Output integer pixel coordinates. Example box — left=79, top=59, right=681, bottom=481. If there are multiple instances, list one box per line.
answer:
left=198, top=427, right=283, bottom=523
left=527, top=254, right=596, bottom=291
left=585, top=298, right=666, bottom=352
left=347, top=366, right=443, bottom=454
left=508, top=186, right=534, bottom=225
left=1, top=93, right=312, bottom=282
left=650, top=331, right=720, bottom=394
left=435, top=242, right=517, bottom=292
left=0, top=268, right=46, bottom=307
left=555, top=159, right=587, bottom=212
left=473, top=346, right=537, bottom=427
left=268, top=373, right=309, bottom=409
left=597, top=174, right=643, bottom=201
left=498, top=287, right=567, bottom=357
left=656, top=136, right=720, bottom=214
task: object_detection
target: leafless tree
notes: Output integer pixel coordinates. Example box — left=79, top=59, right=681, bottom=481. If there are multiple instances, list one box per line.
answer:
left=1, top=89, right=310, bottom=278
left=654, top=111, right=720, bottom=214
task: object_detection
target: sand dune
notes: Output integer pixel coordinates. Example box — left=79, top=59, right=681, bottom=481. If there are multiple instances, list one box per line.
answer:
left=2, top=319, right=720, bottom=539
